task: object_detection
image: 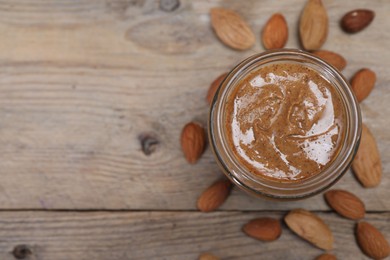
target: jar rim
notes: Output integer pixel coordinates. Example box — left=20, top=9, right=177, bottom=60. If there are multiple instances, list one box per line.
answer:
left=209, top=49, right=362, bottom=200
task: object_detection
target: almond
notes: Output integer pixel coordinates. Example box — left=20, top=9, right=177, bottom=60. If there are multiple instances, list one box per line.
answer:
left=315, top=254, right=336, bottom=260
left=299, top=0, right=328, bottom=50
left=350, top=68, right=376, bottom=102
left=312, top=50, right=347, bottom=71
left=197, top=179, right=232, bottom=212
left=262, top=13, right=288, bottom=50
left=206, top=72, right=228, bottom=105
left=356, top=222, right=390, bottom=260
left=180, top=122, right=206, bottom=164
left=352, top=123, right=382, bottom=188
left=341, top=9, right=375, bottom=33
left=285, top=209, right=333, bottom=250
left=210, top=8, right=255, bottom=50
left=243, top=217, right=282, bottom=242
left=199, top=253, right=220, bottom=260
left=324, top=189, right=365, bottom=220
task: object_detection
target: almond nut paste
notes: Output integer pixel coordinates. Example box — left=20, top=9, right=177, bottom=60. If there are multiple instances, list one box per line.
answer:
left=226, top=63, right=345, bottom=182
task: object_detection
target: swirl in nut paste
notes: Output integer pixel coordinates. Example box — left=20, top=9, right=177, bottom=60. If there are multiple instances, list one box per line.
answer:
left=226, top=63, right=345, bottom=182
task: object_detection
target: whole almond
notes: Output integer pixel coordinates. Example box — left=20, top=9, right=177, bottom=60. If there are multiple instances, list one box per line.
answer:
left=262, top=13, right=288, bottom=50
left=199, top=253, right=220, bottom=260
left=285, top=209, right=333, bottom=250
left=210, top=8, right=255, bottom=50
left=206, top=72, right=228, bottom=105
left=341, top=9, right=375, bottom=33
left=350, top=68, right=376, bottom=102
left=324, top=189, right=365, bottom=220
left=356, top=222, right=390, bottom=260
left=180, top=122, right=206, bottom=164
left=312, top=50, right=347, bottom=71
left=315, top=254, right=336, bottom=260
left=352, top=123, right=382, bottom=188
left=299, top=0, right=328, bottom=50
left=197, top=179, right=232, bottom=212
left=243, top=217, right=282, bottom=242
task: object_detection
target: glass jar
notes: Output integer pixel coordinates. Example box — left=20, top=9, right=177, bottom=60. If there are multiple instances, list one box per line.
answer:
left=209, top=49, right=361, bottom=200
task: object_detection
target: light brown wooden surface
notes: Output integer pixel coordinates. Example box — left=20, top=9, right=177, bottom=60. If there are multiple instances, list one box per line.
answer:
left=0, top=0, right=388, bottom=259
left=0, top=0, right=388, bottom=211
left=0, top=211, right=388, bottom=260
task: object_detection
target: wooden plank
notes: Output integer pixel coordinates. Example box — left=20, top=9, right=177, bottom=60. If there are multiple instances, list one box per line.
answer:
left=0, top=211, right=388, bottom=260
left=0, top=0, right=388, bottom=210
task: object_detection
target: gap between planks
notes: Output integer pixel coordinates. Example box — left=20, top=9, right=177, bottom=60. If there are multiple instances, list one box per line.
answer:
left=0, top=209, right=387, bottom=213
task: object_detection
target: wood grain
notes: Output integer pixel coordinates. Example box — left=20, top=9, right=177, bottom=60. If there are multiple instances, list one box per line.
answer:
left=0, top=0, right=388, bottom=211
left=0, top=211, right=387, bottom=260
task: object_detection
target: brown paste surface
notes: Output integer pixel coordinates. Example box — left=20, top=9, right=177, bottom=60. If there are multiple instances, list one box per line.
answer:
left=225, top=63, right=345, bottom=182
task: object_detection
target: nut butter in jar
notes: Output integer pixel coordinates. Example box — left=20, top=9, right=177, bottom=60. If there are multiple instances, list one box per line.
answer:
left=209, top=49, right=361, bottom=200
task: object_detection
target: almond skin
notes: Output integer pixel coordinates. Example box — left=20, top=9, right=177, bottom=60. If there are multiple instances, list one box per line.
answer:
left=210, top=8, right=255, bottom=50
left=299, top=0, right=328, bottom=50
left=356, top=222, right=390, bottom=260
left=180, top=122, right=206, bottom=164
left=350, top=68, right=376, bottom=102
left=285, top=209, right=333, bottom=250
left=324, top=189, right=365, bottom=220
left=206, top=72, right=228, bottom=105
left=262, top=13, right=288, bottom=50
left=312, top=50, right=347, bottom=71
left=199, top=253, right=220, bottom=260
left=352, top=123, right=382, bottom=188
left=315, top=254, right=336, bottom=260
left=197, top=179, right=232, bottom=212
left=341, top=9, right=375, bottom=33
left=243, top=217, right=282, bottom=242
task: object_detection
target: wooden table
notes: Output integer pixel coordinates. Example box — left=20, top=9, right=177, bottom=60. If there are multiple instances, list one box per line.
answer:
left=0, top=0, right=388, bottom=259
